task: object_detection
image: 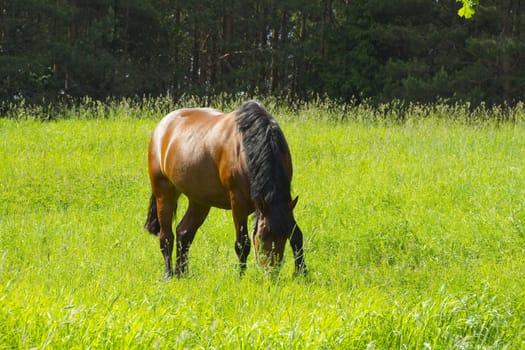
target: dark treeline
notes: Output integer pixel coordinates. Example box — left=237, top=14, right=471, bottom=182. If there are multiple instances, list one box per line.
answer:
left=1, top=0, right=524, bottom=107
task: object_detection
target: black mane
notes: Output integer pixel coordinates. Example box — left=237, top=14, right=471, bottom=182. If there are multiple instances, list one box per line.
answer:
left=235, top=101, right=293, bottom=234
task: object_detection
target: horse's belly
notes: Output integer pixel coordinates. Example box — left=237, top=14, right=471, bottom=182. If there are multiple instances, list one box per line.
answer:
left=166, top=155, right=232, bottom=209
left=177, top=177, right=232, bottom=209
left=184, top=191, right=232, bottom=209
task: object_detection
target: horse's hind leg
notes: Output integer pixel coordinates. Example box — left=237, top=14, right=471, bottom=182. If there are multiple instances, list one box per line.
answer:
left=154, top=180, right=180, bottom=279
left=175, top=201, right=210, bottom=277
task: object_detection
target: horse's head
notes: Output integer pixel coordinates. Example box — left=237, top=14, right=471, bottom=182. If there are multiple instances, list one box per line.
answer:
left=253, top=196, right=299, bottom=270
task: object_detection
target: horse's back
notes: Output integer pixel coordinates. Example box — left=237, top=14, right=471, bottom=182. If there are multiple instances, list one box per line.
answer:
left=148, top=108, right=248, bottom=209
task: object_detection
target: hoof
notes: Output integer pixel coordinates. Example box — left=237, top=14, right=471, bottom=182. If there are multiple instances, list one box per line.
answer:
left=294, top=264, right=307, bottom=277
left=164, top=270, right=174, bottom=280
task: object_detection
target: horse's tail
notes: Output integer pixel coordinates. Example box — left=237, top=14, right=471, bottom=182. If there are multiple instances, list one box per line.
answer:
left=144, top=194, right=160, bottom=235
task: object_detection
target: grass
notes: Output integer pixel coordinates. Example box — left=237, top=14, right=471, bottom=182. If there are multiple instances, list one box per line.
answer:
left=1, top=100, right=525, bottom=348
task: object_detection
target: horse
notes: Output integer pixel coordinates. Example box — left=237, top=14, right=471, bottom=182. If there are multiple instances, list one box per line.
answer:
left=144, top=101, right=307, bottom=278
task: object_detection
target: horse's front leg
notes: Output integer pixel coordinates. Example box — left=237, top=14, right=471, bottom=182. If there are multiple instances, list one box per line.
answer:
left=234, top=221, right=251, bottom=274
left=231, top=209, right=251, bottom=275
left=229, top=191, right=252, bottom=275
left=290, top=224, right=307, bottom=276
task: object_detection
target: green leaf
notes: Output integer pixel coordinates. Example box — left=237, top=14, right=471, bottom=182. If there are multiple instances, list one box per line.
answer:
left=457, top=1, right=476, bottom=19
left=458, top=5, right=476, bottom=18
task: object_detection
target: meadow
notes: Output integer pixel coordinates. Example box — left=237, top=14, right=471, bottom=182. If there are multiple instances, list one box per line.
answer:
left=1, top=99, right=525, bottom=348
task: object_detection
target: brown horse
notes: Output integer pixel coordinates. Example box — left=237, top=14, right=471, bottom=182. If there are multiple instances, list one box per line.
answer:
left=144, top=101, right=306, bottom=278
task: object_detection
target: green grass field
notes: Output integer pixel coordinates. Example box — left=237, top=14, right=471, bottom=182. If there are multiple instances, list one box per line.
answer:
left=1, top=101, right=525, bottom=348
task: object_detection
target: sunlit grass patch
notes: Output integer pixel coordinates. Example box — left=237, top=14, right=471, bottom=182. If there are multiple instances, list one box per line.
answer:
left=1, top=101, right=525, bottom=348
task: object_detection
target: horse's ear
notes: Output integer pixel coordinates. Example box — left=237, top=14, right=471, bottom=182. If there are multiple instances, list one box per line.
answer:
left=289, top=196, right=299, bottom=210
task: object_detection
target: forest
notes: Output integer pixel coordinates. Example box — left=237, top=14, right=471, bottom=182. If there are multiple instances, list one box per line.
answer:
left=1, top=0, right=524, bottom=107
